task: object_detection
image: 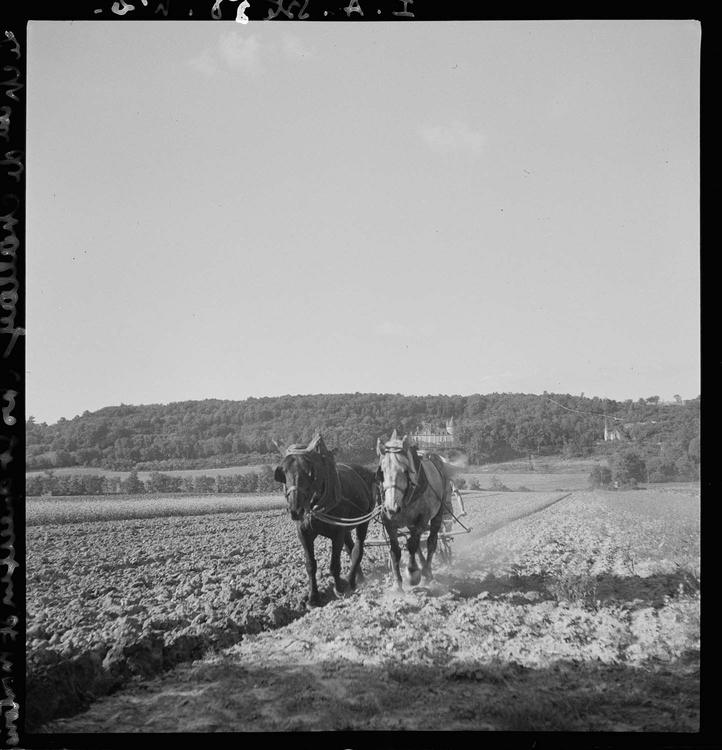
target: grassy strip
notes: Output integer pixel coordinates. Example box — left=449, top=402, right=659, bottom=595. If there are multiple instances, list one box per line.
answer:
left=27, top=493, right=286, bottom=525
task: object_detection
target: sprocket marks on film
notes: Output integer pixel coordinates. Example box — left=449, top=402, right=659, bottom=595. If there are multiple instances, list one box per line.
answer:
left=94, top=0, right=414, bottom=20
left=0, top=25, right=22, bottom=749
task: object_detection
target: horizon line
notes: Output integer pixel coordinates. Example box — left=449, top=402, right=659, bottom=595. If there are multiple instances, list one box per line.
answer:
left=29, top=389, right=701, bottom=426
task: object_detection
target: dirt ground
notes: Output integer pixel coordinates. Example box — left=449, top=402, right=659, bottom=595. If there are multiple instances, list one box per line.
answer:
left=34, top=487, right=700, bottom=734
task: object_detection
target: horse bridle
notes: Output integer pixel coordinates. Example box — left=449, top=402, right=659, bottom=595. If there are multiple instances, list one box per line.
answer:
left=378, top=459, right=419, bottom=510
left=284, top=475, right=332, bottom=514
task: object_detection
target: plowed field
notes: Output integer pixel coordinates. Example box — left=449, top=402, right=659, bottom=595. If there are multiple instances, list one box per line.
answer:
left=27, top=486, right=700, bottom=733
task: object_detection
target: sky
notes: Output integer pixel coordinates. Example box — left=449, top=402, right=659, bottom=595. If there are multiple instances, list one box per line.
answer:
left=27, top=20, right=700, bottom=425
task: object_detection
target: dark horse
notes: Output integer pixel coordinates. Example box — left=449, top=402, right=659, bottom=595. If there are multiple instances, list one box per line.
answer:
left=376, top=430, right=456, bottom=590
left=274, top=433, right=376, bottom=607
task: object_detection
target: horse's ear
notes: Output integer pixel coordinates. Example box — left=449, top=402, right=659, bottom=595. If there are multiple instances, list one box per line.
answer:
left=307, top=432, right=324, bottom=453
left=390, top=429, right=398, bottom=442
left=274, top=466, right=286, bottom=484
left=376, top=437, right=385, bottom=456
left=271, top=438, right=285, bottom=457
left=402, top=434, right=410, bottom=449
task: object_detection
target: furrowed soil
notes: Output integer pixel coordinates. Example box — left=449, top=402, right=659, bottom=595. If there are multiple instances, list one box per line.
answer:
left=28, top=486, right=700, bottom=733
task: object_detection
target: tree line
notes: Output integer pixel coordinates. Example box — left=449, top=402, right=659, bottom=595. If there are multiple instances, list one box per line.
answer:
left=26, top=467, right=279, bottom=497
left=26, top=392, right=700, bottom=482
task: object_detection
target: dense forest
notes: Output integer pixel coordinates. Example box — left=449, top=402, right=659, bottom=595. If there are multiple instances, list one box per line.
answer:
left=26, top=392, right=700, bottom=483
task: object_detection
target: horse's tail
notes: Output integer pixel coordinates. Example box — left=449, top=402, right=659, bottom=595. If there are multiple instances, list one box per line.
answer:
left=435, top=453, right=466, bottom=479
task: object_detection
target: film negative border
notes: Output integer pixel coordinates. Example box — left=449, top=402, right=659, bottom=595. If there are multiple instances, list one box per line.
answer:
left=0, top=18, right=24, bottom=750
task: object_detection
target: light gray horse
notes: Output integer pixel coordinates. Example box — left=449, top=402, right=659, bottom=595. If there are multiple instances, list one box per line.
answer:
left=375, top=431, right=456, bottom=589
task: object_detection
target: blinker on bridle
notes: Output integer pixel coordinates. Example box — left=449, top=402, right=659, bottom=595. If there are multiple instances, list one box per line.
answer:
left=284, top=470, right=326, bottom=511
left=380, top=454, right=417, bottom=509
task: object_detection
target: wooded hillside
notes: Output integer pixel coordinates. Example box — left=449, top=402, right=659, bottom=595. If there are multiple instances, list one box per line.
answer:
left=27, top=392, right=700, bottom=481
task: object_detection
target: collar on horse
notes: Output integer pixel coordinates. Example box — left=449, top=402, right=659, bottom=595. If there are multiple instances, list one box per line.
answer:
left=402, top=454, right=430, bottom=507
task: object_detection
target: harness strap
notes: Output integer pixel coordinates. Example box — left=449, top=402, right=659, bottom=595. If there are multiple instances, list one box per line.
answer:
left=404, top=457, right=443, bottom=507
left=307, top=463, right=376, bottom=526
left=335, top=463, right=374, bottom=514
left=308, top=453, right=342, bottom=514
left=380, top=453, right=448, bottom=512
left=310, top=505, right=382, bottom=527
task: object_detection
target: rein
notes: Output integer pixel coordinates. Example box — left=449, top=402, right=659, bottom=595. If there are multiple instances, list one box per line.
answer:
left=310, top=505, right=382, bottom=527
left=308, top=463, right=380, bottom=527
left=383, top=475, right=421, bottom=509
left=285, top=485, right=322, bottom=508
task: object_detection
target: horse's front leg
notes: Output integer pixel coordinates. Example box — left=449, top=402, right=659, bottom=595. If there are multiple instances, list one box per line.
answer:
left=297, top=525, right=321, bottom=607
left=422, top=509, right=444, bottom=583
left=345, top=530, right=364, bottom=584
left=385, top=521, right=403, bottom=592
left=346, top=523, right=368, bottom=590
left=406, top=531, right=422, bottom=587
left=330, top=530, right=346, bottom=597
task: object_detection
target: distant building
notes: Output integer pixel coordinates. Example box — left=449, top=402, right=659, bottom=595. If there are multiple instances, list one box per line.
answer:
left=412, top=417, right=457, bottom=449
left=603, top=416, right=624, bottom=442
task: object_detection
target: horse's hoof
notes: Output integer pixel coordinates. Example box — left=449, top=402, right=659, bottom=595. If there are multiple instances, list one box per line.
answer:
left=306, top=596, right=322, bottom=609
left=333, top=580, right=349, bottom=598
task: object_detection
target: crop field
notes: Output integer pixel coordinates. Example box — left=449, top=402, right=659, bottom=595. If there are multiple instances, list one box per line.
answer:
left=27, top=465, right=592, bottom=494
left=26, top=464, right=270, bottom=482
left=472, top=456, right=603, bottom=474
left=26, top=454, right=603, bottom=486
left=459, top=471, right=590, bottom=492
left=26, top=493, right=285, bottom=525
left=27, top=485, right=700, bottom=733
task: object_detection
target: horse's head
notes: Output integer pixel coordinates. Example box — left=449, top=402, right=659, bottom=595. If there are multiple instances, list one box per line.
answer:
left=274, top=433, right=339, bottom=522
left=376, top=431, right=417, bottom=518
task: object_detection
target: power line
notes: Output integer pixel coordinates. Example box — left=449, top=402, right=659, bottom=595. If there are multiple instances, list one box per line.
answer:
left=544, top=396, right=624, bottom=422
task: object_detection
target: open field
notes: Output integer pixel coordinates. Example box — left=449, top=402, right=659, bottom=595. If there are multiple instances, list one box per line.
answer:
left=458, top=471, right=590, bottom=492
left=457, top=455, right=609, bottom=491
left=25, top=453, right=626, bottom=498
left=25, top=453, right=608, bottom=482
left=26, top=493, right=285, bottom=526
left=26, top=452, right=687, bottom=496
left=471, top=455, right=606, bottom=474
left=27, top=484, right=700, bottom=733
left=26, top=464, right=270, bottom=482
left=26, top=463, right=591, bottom=495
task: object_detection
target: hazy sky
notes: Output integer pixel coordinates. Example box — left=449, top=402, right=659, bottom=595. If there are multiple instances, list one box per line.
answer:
left=27, top=20, right=700, bottom=424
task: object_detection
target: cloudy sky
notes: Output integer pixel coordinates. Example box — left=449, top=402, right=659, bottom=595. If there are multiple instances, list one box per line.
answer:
left=27, top=20, right=700, bottom=424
